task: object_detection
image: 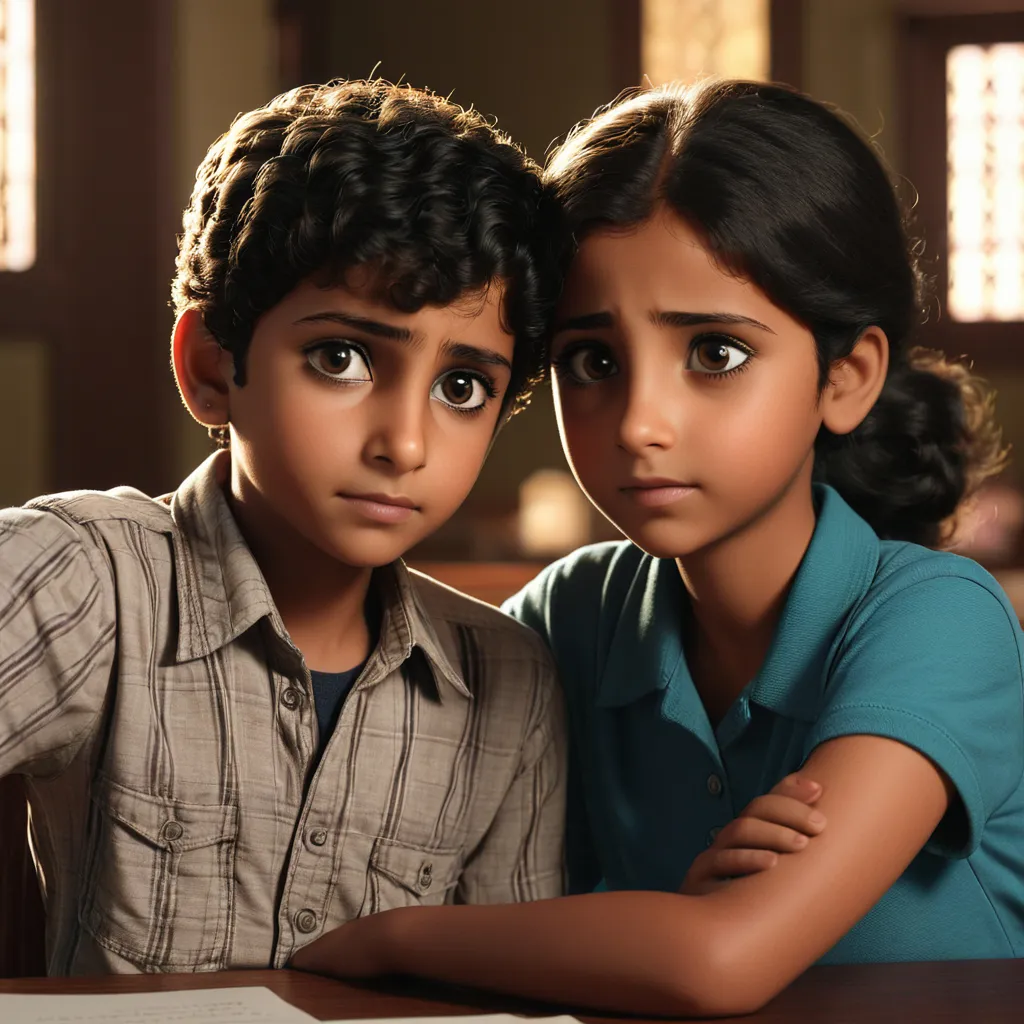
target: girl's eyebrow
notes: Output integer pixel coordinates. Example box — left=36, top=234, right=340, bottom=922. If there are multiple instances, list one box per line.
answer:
left=552, top=310, right=777, bottom=335
left=653, top=310, right=776, bottom=334
left=553, top=311, right=614, bottom=334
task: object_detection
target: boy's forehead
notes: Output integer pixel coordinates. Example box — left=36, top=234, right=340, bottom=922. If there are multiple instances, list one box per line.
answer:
left=303, top=263, right=510, bottom=323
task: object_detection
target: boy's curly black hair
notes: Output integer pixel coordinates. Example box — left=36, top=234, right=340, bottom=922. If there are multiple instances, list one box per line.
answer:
left=173, top=78, right=563, bottom=419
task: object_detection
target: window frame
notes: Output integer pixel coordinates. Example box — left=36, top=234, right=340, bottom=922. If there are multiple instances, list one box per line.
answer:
left=900, top=12, right=1024, bottom=371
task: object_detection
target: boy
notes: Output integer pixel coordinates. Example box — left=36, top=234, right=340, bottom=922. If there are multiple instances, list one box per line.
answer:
left=0, top=79, right=565, bottom=974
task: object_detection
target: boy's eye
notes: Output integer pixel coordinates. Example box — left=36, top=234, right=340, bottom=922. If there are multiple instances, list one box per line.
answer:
left=557, top=344, right=618, bottom=384
left=307, top=342, right=372, bottom=382
left=687, top=336, right=750, bottom=375
left=431, top=371, right=492, bottom=411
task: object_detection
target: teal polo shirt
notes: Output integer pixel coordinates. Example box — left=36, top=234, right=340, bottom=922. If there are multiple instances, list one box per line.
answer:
left=504, top=484, right=1024, bottom=963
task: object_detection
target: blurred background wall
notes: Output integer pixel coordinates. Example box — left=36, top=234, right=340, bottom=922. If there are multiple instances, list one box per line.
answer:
left=2, top=0, right=1024, bottom=580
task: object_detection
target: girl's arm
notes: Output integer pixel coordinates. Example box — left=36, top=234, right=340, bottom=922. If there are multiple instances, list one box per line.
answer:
left=292, top=734, right=950, bottom=1017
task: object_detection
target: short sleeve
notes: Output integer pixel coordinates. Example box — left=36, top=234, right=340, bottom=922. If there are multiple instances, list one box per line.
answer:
left=807, top=573, right=1024, bottom=858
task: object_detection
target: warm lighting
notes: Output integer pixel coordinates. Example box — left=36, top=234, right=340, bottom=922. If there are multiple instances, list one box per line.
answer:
left=517, top=469, right=591, bottom=558
left=0, top=0, right=34, bottom=272
left=642, top=0, right=769, bottom=87
left=947, top=43, right=1024, bottom=321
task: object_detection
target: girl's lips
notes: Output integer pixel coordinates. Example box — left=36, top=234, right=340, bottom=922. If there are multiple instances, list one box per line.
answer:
left=623, top=484, right=699, bottom=508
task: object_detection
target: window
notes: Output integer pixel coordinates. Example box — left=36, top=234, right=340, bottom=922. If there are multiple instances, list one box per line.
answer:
left=0, top=0, right=34, bottom=272
left=947, top=43, right=1024, bottom=322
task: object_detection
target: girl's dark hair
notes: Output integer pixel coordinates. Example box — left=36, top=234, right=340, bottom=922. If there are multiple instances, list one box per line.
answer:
left=545, top=79, right=1008, bottom=547
left=173, top=79, right=563, bottom=420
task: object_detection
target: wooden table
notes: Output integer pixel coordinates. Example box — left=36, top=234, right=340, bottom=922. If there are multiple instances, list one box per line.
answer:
left=2, top=961, right=1023, bottom=1023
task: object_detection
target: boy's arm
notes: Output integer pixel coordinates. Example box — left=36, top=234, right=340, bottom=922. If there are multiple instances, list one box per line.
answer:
left=453, top=658, right=566, bottom=904
left=0, top=509, right=116, bottom=780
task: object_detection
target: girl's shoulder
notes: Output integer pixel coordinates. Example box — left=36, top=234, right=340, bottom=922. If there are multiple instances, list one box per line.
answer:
left=502, top=540, right=651, bottom=684
left=865, top=539, right=1019, bottom=628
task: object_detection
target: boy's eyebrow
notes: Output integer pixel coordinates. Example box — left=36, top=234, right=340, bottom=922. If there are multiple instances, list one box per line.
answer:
left=293, top=310, right=512, bottom=371
left=653, top=310, right=777, bottom=334
left=293, top=311, right=413, bottom=341
left=443, top=341, right=512, bottom=371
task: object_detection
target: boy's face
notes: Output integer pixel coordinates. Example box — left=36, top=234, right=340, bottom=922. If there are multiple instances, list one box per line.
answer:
left=221, top=268, right=513, bottom=569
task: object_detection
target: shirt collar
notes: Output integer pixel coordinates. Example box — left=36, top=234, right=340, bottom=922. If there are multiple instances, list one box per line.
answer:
left=595, top=484, right=880, bottom=721
left=168, top=452, right=470, bottom=700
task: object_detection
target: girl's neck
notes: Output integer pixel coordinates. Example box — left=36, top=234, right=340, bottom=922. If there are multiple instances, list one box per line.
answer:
left=676, top=467, right=818, bottom=723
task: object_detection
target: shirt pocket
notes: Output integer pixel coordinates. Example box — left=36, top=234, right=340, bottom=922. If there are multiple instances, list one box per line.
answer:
left=81, top=776, right=239, bottom=971
left=360, top=837, right=463, bottom=915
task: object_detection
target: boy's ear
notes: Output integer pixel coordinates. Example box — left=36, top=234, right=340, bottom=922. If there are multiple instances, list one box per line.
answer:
left=820, top=326, right=889, bottom=436
left=172, top=309, right=234, bottom=427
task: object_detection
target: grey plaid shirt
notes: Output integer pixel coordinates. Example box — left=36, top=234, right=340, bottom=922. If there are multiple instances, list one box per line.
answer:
left=0, top=453, right=565, bottom=975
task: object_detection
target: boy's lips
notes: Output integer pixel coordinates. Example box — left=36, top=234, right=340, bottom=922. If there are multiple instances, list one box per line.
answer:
left=620, top=477, right=699, bottom=509
left=339, top=491, right=420, bottom=524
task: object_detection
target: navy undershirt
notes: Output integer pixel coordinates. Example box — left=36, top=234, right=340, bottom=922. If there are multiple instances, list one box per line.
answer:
left=309, top=663, right=365, bottom=760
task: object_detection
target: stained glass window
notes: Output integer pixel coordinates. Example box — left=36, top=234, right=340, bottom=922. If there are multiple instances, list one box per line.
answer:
left=0, top=0, right=34, bottom=272
left=947, top=43, right=1024, bottom=322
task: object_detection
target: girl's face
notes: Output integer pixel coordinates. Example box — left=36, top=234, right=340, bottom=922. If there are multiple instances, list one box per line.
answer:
left=551, top=208, right=824, bottom=559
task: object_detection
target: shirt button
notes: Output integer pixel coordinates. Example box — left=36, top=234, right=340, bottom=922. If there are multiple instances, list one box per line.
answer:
left=280, top=687, right=301, bottom=710
left=160, top=820, right=184, bottom=842
left=294, top=908, right=318, bottom=934
left=707, top=774, right=724, bottom=797
left=308, top=828, right=328, bottom=848
left=418, top=862, right=433, bottom=891
left=706, top=826, right=723, bottom=847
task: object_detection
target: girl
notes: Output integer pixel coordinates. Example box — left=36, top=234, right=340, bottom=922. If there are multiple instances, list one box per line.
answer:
left=291, top=80, right=1024, bottom=1016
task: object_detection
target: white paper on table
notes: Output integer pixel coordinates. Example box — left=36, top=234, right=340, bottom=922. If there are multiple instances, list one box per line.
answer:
left=322, top=1015, right=583, bottom=1024
left=0, top=985, right=318, bottom=1024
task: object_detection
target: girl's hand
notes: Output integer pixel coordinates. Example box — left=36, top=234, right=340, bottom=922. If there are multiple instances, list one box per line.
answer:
left=680, top=774, right=826, bottom=895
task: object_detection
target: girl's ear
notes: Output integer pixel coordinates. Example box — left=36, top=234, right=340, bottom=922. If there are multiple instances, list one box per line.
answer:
left=820, top=327, right=889, bottom=436
left=172, top=309, right=235, bottom=427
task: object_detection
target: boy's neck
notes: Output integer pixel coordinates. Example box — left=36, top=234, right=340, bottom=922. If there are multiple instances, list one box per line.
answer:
left=225, top=476, right=375, bottom=674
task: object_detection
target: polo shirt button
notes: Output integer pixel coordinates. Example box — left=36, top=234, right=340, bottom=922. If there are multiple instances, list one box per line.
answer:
left=295, top=908, right=318, bottom=934
left=706, top=826, right=723, bottom=847
left=707, top=773, right=724, bottom=797
left=308, top=827, right=328, bottom=848
left=281, top=687, right=301, bottom=710
left=160, top=820, right=183, bottom=842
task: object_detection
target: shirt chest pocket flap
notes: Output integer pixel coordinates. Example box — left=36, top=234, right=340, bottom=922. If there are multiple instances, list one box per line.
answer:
left=83, top=776, right=239, bottom=970
left=362, top=837, right=463, bottom=914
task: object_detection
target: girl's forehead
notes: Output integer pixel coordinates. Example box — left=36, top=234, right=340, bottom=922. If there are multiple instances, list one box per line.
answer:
left=561, top=215, right=768, bottom=315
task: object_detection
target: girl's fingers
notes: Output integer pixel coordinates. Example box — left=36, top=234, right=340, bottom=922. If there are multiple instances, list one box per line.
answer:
left=771, top=772, right=823, bottom=802
left=738, top=793, right=827, bottom=836
left=714, top=815, right=813, bottom=853
left=705, top=847, right=778, bottom=878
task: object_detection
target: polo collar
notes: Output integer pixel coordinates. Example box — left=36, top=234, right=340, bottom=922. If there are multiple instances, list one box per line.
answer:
left=168, top=452, right=470, bottom=699
left=595, top=485, right=880, bottom=721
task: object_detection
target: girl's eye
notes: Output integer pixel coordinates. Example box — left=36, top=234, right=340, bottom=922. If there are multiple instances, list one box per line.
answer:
left=307, top=342, right=372, bottom=382
left=557, top=344, right=619, bottom=384
left=431, top=371, right=494, bottom=412
left=687, top=336, right=751, bottom=375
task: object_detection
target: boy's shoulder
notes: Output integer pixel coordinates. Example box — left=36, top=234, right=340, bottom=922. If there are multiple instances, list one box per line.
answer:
left=1, top=484, right=173, bottom=565
left=19, top=483, right=173, bottom=534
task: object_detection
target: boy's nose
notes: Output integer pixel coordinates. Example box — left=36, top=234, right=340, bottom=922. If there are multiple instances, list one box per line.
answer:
left=364, top=398, right=427, bottom=474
